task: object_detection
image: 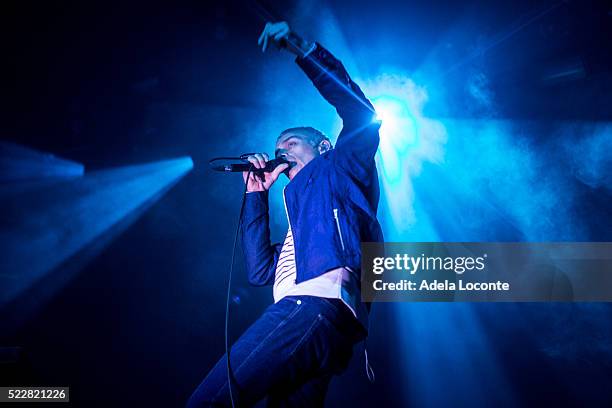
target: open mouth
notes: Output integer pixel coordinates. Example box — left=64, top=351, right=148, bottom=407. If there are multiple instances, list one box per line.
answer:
left=282, top=160, right=298, bottom=177
left=277, top=154, right=297, bottom=173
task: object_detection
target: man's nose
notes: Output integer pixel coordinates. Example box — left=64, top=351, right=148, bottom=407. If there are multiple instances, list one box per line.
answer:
left=276, top=149, right=288, bottom=159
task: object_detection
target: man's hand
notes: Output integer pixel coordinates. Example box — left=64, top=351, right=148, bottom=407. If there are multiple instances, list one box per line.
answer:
left=258, top=22, right=290, bottom=52
left=242, top=153, right=289, bottom=192
left=257, top=21, right=313, bottom=56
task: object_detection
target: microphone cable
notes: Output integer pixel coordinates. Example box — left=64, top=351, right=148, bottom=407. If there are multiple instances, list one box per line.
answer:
left=224, top=165, right=254, bottom=408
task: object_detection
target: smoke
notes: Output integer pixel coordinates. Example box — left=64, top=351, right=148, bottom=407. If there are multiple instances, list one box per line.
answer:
left=563, top=122, right=612, bottom=191
left=356, top=67, right=612, bottom=242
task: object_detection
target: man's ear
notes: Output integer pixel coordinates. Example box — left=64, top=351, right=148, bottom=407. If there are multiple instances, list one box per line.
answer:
left=318, top=140, right=331, bottom=154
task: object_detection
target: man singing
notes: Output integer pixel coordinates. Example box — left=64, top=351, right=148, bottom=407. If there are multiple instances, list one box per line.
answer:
left=188, top=21, right=383, bottom=407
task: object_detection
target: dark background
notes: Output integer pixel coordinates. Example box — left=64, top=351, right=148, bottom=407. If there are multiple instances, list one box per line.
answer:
left=1, top=0, right=611, bottom=406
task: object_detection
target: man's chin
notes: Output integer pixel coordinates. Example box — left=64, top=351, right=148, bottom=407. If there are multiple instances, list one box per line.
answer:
left=286, top=164, right=301, bottom=180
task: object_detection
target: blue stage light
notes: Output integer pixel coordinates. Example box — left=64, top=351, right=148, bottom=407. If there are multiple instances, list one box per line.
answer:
left=362, top=75, right=447, bottom=241
left=372, top=94, right=418, bottom=149
left=0, top=156, right=193, bottom=310
left=0, top=141, right=84, bottom=182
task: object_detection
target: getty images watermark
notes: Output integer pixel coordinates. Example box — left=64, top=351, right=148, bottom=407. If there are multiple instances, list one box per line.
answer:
left=361, top=242, right=612, bottom=302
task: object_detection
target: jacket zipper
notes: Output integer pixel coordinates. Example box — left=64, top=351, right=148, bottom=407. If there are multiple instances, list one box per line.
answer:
left=333, top=208, right=346, bottom=251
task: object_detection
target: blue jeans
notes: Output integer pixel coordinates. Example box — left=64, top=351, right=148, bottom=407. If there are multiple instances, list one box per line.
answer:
left=187, top=295, right=367, bottom=407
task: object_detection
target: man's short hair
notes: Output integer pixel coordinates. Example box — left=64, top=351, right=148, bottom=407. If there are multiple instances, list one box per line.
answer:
left=277, top=126, right=331, bottom=147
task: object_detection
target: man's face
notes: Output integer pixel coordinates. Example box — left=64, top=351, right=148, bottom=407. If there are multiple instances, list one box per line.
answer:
left=275, top=133, right=319, bottom=180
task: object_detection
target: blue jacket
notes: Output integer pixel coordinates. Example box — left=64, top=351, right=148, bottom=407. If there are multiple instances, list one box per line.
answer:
left=241, top=43, right=383, bottom=286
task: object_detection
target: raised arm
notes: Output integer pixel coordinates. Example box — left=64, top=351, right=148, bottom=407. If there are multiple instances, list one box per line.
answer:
left=258, top=22, right=380, bottom=169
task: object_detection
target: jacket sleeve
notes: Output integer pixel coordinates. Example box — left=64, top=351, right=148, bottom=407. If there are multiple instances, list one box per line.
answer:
left=240, top=191, right=282, bottom=286
left=295, top=43, right=381, bottom=172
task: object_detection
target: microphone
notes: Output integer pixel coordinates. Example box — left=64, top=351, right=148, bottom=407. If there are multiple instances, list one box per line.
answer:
left=210, top=157, right=293, bottom=173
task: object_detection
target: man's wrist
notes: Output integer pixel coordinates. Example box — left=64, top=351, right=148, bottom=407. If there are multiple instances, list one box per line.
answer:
left=283, top=32, right=314, bottom=57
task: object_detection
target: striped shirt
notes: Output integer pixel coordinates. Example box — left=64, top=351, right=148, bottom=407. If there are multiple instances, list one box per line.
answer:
left=272, top=226, right=297, bottom=297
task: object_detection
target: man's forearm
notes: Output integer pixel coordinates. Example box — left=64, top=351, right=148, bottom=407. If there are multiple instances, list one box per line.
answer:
left=241, top=191, right=278, bottom=286
left=295, top=42, right=380, bottom=170
left=296, top=43, right=375, bottom=124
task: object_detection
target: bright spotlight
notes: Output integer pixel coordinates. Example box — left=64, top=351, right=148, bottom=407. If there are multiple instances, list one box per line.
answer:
left=371, top=95, right=418, bottom=149
left=364, top=75, right=447, bottom=240
left=373, top=95, right=404, bottom=125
